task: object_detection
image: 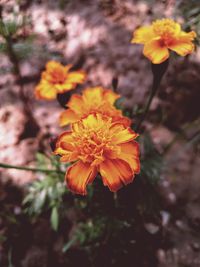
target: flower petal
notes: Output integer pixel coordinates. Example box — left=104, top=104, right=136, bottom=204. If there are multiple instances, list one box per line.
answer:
left=59, top=109, right=80, bottom=126
left=119, top=141, right=140, bottom=174
left=169, top=42, right=194, bottom=56
left=55, top=83, right=75, bottom=93
left=143, top=40, right=169, bottom=64
left=54, top=131, right=74, bottom=155
left=66, top=161, right=97, bottom=195
left=67, top=71, right=86, bottom=84
left=35, top=81, right=57, bottom=100
left=99, top=159, right=134, bottom=192
left=67, top=94, right=84, bottom=113
left=60, top=152, right=78, bottom=162
left=57, top=131, right=73, bottom=143
left=82, top=113, right=105, bottom=129
left=114, top=115, right=132, bottom=127
left=168, top=31, right=196, bottom=56
left=103, top=89, right=120, bottom=105
left=131, top=26, right=156, bottom=44
left=82, top=87, right=103, bottom=103
left=111, top=124, right=138, bottom=144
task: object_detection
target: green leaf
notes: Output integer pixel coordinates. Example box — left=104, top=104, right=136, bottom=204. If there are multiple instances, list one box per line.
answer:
left=140, top=133, right=162, bottom=184
left=62, top=237, right=77, bottom=253
left=36, top=152, right=49, bottom=169
left=51, top=206, right=59, bottom=231
left=33, top=189, right=47, bottom=212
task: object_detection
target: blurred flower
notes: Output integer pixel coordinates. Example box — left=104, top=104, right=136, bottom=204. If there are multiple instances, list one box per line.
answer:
left=35, top=61, right=86, bottom=100
left=59, top=86, right=131, bottom=127
left=54, top=114, right=140, bottom=195
left=131, top=18, right=196, bottom=64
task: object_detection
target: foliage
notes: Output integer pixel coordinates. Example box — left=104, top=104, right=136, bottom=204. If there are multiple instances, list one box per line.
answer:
left=140, top=133, right=163, bottom=184
left=23, top=153, right=68, bottom=231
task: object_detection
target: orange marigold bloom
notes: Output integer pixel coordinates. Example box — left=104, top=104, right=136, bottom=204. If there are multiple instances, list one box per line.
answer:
left=131, top=18, right=196, bottom=64
left=59, top=86, right=131, bottom=127
left=35, top=61, right=86, bottom=100
left=54, top=114, right=140, bottom=195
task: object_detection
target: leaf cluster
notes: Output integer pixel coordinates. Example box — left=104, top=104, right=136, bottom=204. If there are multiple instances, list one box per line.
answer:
left=23, top=153, right=68, bottom=231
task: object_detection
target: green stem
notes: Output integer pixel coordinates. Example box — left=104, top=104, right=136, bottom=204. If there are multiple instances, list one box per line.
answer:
left=135, top=84, right=157, bottom=132
left=0, top=163, right=65, bottom=174
left=136, top=60, right=169, bottom=132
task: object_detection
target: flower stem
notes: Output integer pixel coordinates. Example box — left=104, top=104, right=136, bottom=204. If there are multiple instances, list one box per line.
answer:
left=135, top=85, right=156, bottom=132
left=136, top=60, right=169, bottom=132
left=0, top=163, right=65, bottom=174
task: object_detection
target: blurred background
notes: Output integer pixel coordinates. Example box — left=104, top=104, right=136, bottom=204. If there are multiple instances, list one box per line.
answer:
left=0, top=0, right=200, bottom=267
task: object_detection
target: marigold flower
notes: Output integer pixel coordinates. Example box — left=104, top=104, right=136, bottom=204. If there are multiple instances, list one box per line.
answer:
left=54, top=114, right=140, bottom=195
left=35, top=61, right=86, bottom=100
left=59, top=86, right=131, bottom=127
left=131, top=18, right=196, bottom=64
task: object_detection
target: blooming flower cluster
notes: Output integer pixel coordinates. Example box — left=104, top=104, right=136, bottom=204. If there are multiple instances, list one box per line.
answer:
left=35, top=61, right=140, bottom=195
left=54, top=84, right=140, bottom=195
left=35, top=18, right=196, bottom=195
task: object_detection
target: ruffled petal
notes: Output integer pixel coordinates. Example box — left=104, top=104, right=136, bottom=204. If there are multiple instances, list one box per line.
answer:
left=54, top=145, right=78, bottom=163
left=99, top=159, right=134, bottom=192
left=82, top=87, right=103, bottom=103
left=180, top=31, right=196, bottom=41
left=111, top=124, right=138, bottom=144
left=54, top=131, right=78, bottom=162
left=168, top=31, right=196, bottom=56
left=60, top=152, right=78, bottom=162
left=81, top=113, right=105, bottom=129
left=59, top=109, right=80, bottom=126
left=118, top=141, right=140, bottom=174
left=103, top=89, right=120, bottom=105
left=67, top=94, right=84, bottom=113
left=169, top=42, right=194, bottom=56
left=143, top=40, right=169, bottom=64
left=113, top=115, right=132, bottom=127
left=35, top=81, right=57, bottom=100
left=56, top=131, right=73, bottom=143
left=66, top=70, right=86, bottom=84
left=55, top=83, right=75, bottom=93
left=66, top=161, right=97, bottom=195
left=54, top=131, right=74, bottom=155
left=131, top=26, right=156, bottom=44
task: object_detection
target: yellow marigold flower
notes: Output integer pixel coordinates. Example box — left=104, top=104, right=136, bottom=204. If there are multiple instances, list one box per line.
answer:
left=54, top=114, right=140, bottom=195
left=131, top=18, right=196, bottom=64
left=35, top=61, right=86, bottom=100
left=59, top=86, right=131, bottom=127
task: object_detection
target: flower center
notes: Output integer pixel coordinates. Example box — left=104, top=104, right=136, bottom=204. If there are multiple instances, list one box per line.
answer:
left=50, top=68, right=67, bottom=84
left=72, top=122, right=117, bottom=164
left=152, top=19, right=178, bottom=45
